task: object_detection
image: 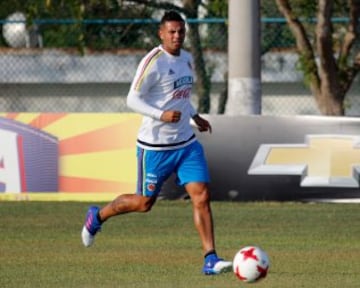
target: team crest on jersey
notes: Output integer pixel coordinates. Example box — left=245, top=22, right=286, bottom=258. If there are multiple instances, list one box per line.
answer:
left=174, top=76, right=193, bottom=89
left=147, top=183, right=156, bottom=192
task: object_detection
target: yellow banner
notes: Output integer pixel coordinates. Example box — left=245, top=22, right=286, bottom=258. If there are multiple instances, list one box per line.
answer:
left=0, top=113, right=142, bottom=201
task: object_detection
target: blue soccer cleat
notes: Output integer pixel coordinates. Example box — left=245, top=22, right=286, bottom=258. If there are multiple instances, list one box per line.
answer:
left=202, top=253, right=233, bottom=275
left=81, top=206, right=102, bottom=247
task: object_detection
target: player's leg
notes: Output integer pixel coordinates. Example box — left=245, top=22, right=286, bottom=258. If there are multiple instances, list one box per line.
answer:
left=179, top=141, right=232, bottom=275
left=185, top=182, right=215, bottom=253
left=81, top=147, right=172, bottom=247
left=185, top=182, right=232, bottom=275
left=81, top=194, right=156, bottom=247
left=100, top=193, right=156, bottom=218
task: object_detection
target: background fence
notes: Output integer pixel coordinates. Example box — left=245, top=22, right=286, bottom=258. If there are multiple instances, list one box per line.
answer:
left=0, top=16, right=359, bottom=115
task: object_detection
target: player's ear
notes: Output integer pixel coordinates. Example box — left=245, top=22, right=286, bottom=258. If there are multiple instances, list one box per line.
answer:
left=158, top=29, right=163, bottom=40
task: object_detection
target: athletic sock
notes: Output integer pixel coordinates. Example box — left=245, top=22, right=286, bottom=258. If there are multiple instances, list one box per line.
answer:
left=204, top=250, right=217, bottom=260
left=96, top=211, right=103, bottom=224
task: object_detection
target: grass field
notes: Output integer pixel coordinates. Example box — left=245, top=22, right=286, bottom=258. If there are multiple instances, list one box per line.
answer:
left=1, top=200, right=360, bottom=287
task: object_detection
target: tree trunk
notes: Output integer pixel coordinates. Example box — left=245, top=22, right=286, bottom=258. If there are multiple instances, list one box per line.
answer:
left=315, top=0, right=344, bottom=115
left=217, top=81, right=228, bottom=114
left=276, top=0, right=360, bottom=116
left=186, top=25, right=211, bottom=113
left=314, top=90, right=344, bottom=115
left=183, top=0, right=211, bottom=113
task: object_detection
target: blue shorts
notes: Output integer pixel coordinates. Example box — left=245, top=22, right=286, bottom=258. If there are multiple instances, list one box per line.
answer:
left=136, top=141, right=210, bottom=197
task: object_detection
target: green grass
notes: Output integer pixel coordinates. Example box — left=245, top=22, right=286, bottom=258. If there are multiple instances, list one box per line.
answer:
left=0, top=200, right=360, bottom=287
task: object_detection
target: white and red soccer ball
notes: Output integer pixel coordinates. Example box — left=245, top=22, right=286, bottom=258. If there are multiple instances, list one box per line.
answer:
left=233, top=246, right=270, bottom=283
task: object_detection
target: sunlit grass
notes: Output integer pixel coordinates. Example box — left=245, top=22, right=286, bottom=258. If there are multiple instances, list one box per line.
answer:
left=0, top=201, right=359, bottom=287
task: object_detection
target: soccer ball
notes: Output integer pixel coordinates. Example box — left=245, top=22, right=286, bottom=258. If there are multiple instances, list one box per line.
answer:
left=233, top=246, right=270, bottom=283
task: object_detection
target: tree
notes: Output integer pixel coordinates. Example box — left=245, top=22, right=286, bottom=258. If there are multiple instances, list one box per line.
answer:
left=275, top=0, right=360, bottom=115
left=0, top=1, right=157, bottom=50
left=261, top=0, right=296, bottom=54
left=1, top=0, right=214, bottom=113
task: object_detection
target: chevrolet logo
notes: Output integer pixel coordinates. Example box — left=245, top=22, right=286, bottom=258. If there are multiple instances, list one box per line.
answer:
left=248, top=135, right=360, bottom=187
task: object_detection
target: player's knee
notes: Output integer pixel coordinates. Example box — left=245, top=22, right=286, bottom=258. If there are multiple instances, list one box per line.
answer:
left=138, top=203, right=152, bottom=212
left=138, top=196, right=155, bottom=212
left=192, top=187, right=210, bottom=207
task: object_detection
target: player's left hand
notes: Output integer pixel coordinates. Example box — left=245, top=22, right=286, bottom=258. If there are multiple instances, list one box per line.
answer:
left=192, top=114, right=212, bottom=133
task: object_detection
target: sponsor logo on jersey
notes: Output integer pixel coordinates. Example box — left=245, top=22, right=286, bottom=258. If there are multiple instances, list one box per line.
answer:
left=174, top=76, right=193, bottom=89
left=173, top=87, right=192, bottom=99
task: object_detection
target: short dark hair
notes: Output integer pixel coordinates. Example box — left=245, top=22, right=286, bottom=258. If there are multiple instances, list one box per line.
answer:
left=160, top=10, right=185, bottom=25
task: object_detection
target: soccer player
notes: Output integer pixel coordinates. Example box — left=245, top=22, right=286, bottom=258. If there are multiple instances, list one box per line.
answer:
left=81, top=10, right=232, bottom=275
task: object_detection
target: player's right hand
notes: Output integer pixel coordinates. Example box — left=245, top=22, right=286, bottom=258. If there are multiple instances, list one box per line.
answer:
left=160, top=110, right=182, bottom=123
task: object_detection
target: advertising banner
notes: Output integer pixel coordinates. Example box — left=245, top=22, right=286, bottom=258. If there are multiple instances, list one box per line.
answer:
left=2, top=113, right=360, bottom=202
left=180, top=115, right=360, bottom=202
left=0, top=113, right=141, bottom=201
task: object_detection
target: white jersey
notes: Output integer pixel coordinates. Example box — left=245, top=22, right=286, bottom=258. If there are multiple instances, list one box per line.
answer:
left=127, top=45, right=198, bottom=151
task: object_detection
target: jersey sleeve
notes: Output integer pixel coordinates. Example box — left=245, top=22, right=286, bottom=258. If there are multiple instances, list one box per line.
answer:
left=127, top=89, right=163, bottom=120
left=126, top=50, right=164, bottom=120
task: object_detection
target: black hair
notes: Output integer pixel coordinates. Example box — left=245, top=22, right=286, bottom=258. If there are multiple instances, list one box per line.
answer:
left=160, top=10, right=185, bottom=25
